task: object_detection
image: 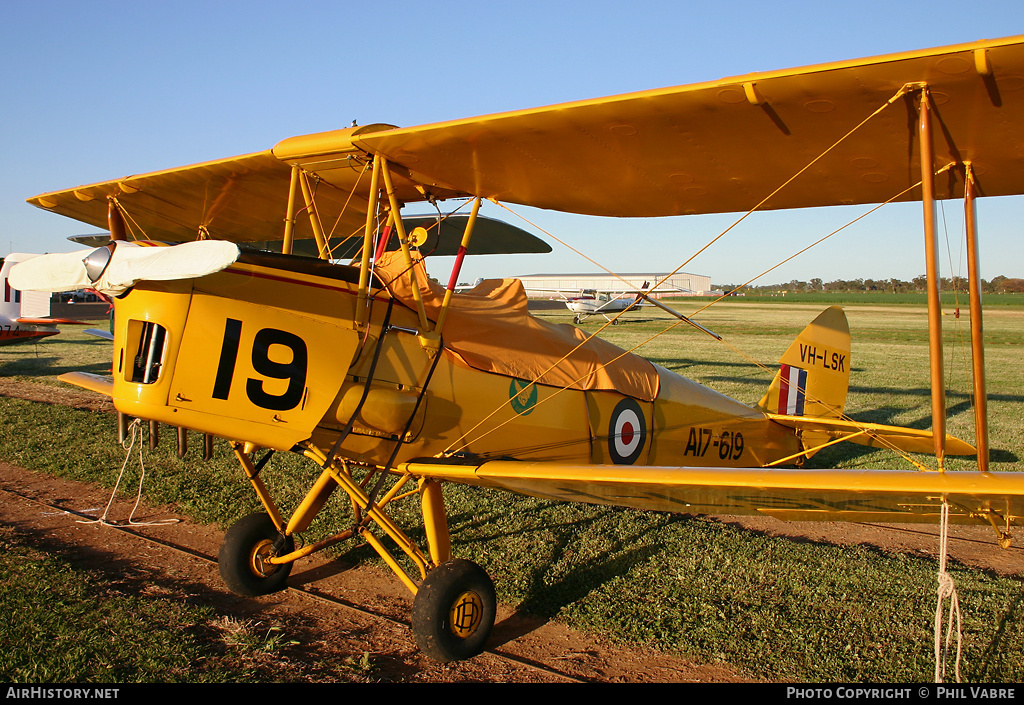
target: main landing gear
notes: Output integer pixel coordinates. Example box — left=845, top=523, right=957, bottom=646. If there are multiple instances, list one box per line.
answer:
left=411, top=559, right=497, bottom=662
left=215, top=445, right=498, bottom=661
left=573, top=313, right=619, bottom=325
left=218, top=511, right=295, bottom=596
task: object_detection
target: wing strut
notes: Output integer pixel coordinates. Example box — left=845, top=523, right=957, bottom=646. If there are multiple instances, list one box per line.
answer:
left=917, top=87, right=991, bottom=472
left=298, top=171, right=330, bottom=259
left=435, top=197, right=481, bottom=335
left=108, top=198, right=128, bottom=241
left=919, top=86, right=947, bottom=467
left=356, top=155, right=383, bottom=328
left=380, top=157, right=441, bottom=355
left=282, top=165, right=300, bottom=255
left=964, top=165, right=990, bottom=472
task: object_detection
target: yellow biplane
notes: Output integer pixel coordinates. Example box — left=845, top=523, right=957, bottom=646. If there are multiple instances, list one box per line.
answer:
left=11, top=35, right=1024, bottom=662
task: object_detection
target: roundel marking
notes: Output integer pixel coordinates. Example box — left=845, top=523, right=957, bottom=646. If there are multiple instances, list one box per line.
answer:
left=608, top=397, right=647, bottom=465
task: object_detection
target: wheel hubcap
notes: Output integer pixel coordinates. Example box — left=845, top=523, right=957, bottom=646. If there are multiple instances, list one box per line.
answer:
left=448, top=590, right=484, bottom=638
left=249, top=539, right=279, bottom=578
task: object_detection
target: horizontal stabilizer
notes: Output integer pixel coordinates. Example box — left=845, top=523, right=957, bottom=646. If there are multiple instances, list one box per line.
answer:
left=84, top=328, right=114, bottom=341
left=16, top=317, right=86, bottom=326
left=767, top=414, right=976, bottom=456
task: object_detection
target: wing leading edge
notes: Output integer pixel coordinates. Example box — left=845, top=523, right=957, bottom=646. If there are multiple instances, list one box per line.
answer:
left=403, top=460, right=1024, bottom=527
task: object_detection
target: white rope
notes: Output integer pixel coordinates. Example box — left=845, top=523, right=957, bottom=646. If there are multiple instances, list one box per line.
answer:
left=78, top=417, right=179, bottom=528
left=934, top=501, right=963, bottom=683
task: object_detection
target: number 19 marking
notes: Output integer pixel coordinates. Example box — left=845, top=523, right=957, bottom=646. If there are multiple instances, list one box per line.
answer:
left=212, top=318, right=308, bottom=412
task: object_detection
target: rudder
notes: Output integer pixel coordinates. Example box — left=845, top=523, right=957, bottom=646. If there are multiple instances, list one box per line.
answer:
left=757, top=306, right=850, bottom=420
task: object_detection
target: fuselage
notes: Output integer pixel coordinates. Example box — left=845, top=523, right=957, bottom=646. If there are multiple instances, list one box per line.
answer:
left=106, top=251, right=800, bottom=470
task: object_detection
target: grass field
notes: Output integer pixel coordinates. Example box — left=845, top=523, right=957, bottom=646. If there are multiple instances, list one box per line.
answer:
left=1, top=297, right=1023, bottom=682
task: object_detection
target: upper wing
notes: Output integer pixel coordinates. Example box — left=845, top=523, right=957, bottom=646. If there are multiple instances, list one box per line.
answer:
left=28, top=126, right=465, bottom=245
left=355, top=35, right=1024, bottom=217
left=30, top=151, right=297, bottom=243
left=28, top=36, right=1024, bottom=241
left=403, top=460, right=1024, bottom=526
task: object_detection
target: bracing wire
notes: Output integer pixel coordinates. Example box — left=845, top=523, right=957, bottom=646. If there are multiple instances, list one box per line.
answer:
left=448, top=84, right=953, bottom=469
left=463, top=179, right=953, bottom=469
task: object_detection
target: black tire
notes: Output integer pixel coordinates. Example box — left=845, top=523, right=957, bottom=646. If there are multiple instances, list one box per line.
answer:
left=218, top=512, right=295, bottom=597
left=411, top=559, right=496, bottom=662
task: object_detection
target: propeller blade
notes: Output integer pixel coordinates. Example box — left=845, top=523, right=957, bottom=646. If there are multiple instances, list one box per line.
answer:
left=9, top=241, right=240, bottom=296
left=7, top=249, right=96, bottom=292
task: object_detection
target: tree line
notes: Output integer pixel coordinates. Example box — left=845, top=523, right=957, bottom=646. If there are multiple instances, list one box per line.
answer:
left=715, top=275, right=1024, bottom=294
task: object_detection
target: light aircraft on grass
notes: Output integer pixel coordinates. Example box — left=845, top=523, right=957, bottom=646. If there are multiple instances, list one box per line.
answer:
left=530, top=284, right=650, bottom=324
left=11, top=35, right=1024, bottom=663
left=0, top=253, right=86, bottom=346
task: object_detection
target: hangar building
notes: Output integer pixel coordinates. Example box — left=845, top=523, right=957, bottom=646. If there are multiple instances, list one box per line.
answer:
left=515, top=271, right=713, bottom=297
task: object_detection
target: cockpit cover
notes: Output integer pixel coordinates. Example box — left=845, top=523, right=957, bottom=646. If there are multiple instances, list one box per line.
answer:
left=374, top=252, right=659, bottom=401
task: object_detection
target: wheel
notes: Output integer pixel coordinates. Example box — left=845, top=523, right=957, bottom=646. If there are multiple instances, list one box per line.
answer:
left=218, top=512, right=295, bottom=597
left=573, top=314, right=582, bottom=324
left=411, top=559, right=496, bottom=662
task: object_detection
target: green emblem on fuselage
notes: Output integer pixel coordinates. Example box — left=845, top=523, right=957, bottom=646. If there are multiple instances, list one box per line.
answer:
left=509, top=378, right=537, bottom=416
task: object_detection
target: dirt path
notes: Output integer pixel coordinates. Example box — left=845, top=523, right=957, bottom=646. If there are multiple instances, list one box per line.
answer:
left=0, top=462, right=750, bottom=683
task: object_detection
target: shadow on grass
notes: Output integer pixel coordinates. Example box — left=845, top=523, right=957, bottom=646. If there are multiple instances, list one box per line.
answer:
left=445, top=499, right=692, bottom=620
left=975, top=588, right=1024, bottom=681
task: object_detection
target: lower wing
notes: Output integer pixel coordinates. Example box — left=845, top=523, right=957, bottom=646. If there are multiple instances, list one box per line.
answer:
left=403, top=459, right=1022, bottom=527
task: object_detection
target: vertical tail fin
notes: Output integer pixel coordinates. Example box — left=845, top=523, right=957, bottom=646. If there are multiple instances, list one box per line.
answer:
left=757, top=306, right=851, bottom=420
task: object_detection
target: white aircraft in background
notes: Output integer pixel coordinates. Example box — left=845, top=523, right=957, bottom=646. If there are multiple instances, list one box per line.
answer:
left=0, top=253, right=89, bottom=346
left=561, top=286, right=647, bottom=324
left=530, top=281, right=666, bottom=324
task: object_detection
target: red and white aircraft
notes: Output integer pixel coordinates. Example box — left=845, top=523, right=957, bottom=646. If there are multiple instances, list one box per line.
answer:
left=0, top=253, right=85, bottom=346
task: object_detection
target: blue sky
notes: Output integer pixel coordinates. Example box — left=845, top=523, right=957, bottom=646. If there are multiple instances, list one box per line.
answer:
left=2, top=0, right=1022, bottom=286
